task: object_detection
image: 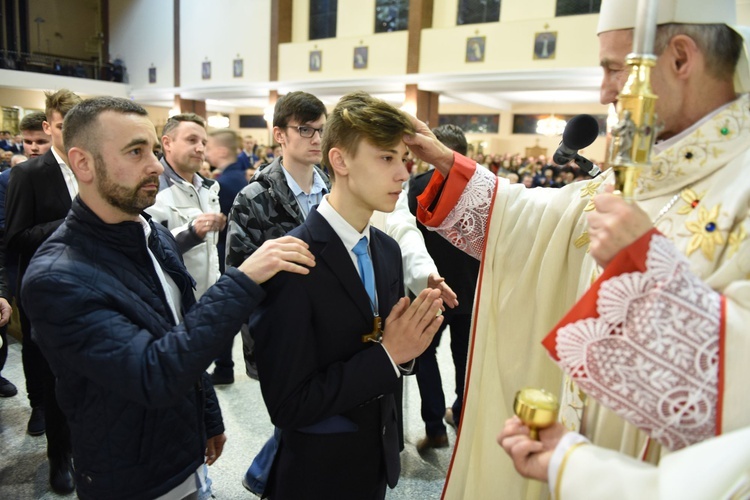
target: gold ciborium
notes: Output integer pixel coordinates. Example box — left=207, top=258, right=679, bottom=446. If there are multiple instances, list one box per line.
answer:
left=513, top=388, right=560, bottom=440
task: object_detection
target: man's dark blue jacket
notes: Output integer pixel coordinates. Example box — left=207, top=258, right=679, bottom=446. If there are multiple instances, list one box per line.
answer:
left=216, top=161, right=248, bottom=272
left=21, top=198, right=265, bottom=500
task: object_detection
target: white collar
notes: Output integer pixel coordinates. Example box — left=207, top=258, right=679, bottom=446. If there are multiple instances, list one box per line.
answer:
left=653, top=97, right=740, bottom=155
left=316, top=195, right=371, bottom=253
left=51, top=146, right=67, bottom=168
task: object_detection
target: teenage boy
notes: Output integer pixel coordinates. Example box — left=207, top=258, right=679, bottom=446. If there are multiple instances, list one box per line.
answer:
left=250, top=91, right=444, bottom=499
left=226, top=92, right=330, bottom=495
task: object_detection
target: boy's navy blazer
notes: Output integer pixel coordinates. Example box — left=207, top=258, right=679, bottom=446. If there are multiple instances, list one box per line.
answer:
left=251, top=206, right=405, bottom=497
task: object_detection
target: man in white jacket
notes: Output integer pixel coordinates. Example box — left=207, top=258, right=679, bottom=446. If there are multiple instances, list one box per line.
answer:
left=146, top=113, right=226, bottom=299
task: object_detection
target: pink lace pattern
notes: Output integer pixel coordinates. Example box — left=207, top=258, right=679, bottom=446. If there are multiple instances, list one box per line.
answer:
left=433, top=167, right=497, bottom=260
left=556, top=234, right=720, bottom=450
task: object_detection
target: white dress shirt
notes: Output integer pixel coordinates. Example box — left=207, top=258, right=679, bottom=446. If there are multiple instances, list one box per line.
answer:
left=51, top=147, right=78, bottom=200
left=140, top=216, right=208, bottom=500
left=316, top=196, right=405, bottom=376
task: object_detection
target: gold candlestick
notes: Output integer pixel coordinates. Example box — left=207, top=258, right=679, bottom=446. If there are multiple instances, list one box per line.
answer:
left=513, top=388, right=560, bottom=440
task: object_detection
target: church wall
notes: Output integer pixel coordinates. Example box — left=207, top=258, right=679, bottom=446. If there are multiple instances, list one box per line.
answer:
left=420, top=14, right=599, bottom=74
left=109, top=0, right=174, bottom=89
left=179, top=0, right=271, bottom=88
left=278, top=31, right=409, bottom=81
left=278, top=2, right=602, bottom=83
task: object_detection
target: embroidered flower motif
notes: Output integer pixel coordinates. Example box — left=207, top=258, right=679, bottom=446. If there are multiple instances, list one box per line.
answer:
left=583, top=199, right=595, bottom=212
left=580, top=181, right=602, bottom=199
left=574, top=231, right=590, bottom=249
left=438, top=166, right=496, bottom=260
left=727, top=224, right=747, bottom=259
left=554, top=234, right=720, bottom=450
left=676, top=188, right=705, bottom=215
left=685, top=204, right=724, bottom=260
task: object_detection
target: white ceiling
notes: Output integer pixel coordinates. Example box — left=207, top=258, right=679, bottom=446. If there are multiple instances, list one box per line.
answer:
left=129, top=66, right=605, bottom=114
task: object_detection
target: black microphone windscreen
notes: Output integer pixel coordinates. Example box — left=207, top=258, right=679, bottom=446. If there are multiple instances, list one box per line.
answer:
left=562, top=114, right=599, bottom=150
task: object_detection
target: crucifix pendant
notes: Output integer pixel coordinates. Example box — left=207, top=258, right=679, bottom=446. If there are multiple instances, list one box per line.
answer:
left=361, top=315, right=382, bottom=343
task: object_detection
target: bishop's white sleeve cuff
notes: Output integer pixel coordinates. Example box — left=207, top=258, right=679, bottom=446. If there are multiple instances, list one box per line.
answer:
left=548, top=431, right=590, bottom=500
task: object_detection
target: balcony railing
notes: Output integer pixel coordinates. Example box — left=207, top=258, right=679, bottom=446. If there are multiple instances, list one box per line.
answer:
left=0, top=50, right=127, bottom=83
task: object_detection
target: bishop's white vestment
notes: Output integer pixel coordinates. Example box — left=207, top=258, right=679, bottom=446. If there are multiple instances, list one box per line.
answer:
left=416, top=94, right=750, bottom=499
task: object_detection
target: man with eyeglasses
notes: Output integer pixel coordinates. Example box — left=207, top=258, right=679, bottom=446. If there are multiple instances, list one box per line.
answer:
left=226, top=90, right=330, bottom=496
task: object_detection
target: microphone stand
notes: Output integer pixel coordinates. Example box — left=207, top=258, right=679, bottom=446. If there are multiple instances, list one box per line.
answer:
left=572, top=153, right=601, bottom=178
left=610, top=0, right=660, bottom=202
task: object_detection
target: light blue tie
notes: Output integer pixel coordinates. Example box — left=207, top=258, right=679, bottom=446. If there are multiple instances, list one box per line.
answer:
left=352, top=236, right=376, bottom=307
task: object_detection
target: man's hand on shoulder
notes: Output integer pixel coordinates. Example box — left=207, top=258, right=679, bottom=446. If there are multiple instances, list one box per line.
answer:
left=381, top=288, right=443, bottom=365
left=238, top=235, right=315, bottom=284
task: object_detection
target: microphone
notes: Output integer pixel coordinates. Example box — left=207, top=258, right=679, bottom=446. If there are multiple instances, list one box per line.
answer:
left=553, top=114, right=601, bottom=177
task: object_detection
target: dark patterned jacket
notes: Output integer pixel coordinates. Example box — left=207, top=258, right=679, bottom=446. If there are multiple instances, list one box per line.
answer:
left=225, top=156, right=330, bottom=268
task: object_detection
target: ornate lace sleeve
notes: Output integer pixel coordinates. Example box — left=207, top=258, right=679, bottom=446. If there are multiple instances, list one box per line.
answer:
left=552, top=233, right=721, bottom=450
left=430, top=167, right=497, bottom=260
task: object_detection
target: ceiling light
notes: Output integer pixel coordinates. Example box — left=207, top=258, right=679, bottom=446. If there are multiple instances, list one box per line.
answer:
left=207, top=114, right=230, bottom=129
left=536, top=114, right=567, bottom=136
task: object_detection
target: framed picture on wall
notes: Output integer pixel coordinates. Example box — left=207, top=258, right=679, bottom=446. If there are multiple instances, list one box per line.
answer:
left=533, top=31, right=557, bottom=60
left=233, top=58, right=243, bottom=78
left=309, top=50, right=322, bottom=72
left=202, top=61, right=211, bottom=80
left=466, top=36, right=486, bottom=63
left=148, top=66, right=156, bottom=84
left=353, top=46, right=368, bottom=69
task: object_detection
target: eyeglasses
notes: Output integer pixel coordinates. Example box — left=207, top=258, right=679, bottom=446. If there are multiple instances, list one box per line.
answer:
left=287, top=125, right=324, bottom=139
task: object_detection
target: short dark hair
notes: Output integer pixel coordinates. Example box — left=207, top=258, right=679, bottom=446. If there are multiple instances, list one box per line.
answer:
left=44, top=89, right=82, bottom=120
left=321, top=91, right=415, bottom=181
left=63, top=96, right=148, bottom=155
left=432, top=124, right=468, bottom=156
left=162, top=113, right=205, bottom=137
left=273, top=91, right=327, bottom=129
left=19, top=111, right=47, bottom=132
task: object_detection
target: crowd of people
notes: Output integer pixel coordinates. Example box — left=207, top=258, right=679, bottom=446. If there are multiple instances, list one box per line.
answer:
left=207, top=138, right=597, bottom=191
left=460, top=151, right=596, bottom=188
left=0, top=0, right=748, bottom=498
